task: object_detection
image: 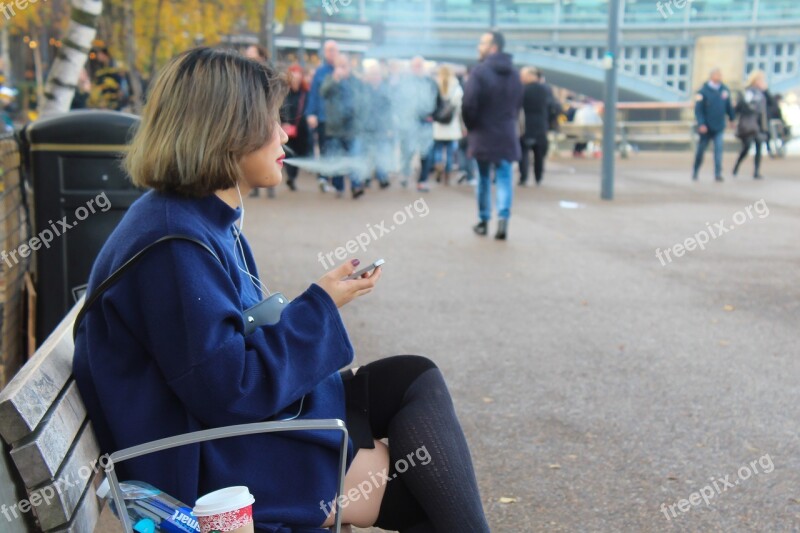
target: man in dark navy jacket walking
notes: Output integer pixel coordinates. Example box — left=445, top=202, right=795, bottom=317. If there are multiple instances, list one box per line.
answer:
left=463, top=31, right=523, bottom=240
left=306, top=40, right=339, bottom=192
left=693, top=68, right=736, bottom=182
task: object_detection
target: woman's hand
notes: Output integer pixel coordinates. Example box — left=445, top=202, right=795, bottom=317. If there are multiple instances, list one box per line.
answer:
left=317, top=259, right=382, bottom=308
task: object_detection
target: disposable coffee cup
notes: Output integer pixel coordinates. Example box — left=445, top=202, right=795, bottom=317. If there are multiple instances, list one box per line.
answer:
left=193, top=486, right=255, bottom=533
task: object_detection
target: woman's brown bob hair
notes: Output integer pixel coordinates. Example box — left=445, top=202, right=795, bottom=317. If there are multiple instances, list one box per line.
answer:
left=125, top=47, right=287, bottom=196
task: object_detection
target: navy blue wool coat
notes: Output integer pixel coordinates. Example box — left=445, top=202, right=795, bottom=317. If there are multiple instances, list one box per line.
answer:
left=462, top=52, right=524, bottom=164
left=73, top=191, right=354, bottom=532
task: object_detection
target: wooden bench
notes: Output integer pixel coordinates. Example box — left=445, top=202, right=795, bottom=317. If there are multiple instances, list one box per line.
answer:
left=0, top=301, right=350, bottom=533
left=0, top=302, right=102, bottom=532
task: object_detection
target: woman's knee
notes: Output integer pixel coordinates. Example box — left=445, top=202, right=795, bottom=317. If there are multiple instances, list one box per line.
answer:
left=400, top=355, right=437, bottom=373
left=360, top=355, right=437, bottom=382
left=322, top=440, right=390, bottom=528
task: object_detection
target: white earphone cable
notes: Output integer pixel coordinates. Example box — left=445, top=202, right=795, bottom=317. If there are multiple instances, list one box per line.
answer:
left=234, top=184, right=270, bottom=298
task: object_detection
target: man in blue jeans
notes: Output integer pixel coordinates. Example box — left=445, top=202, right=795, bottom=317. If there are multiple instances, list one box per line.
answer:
left=693, top=68, right=736, bottom=182
left=463, top=31, right=523, bottom=240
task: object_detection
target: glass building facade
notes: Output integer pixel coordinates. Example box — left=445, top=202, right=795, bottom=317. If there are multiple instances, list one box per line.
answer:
left=310, top=0, right=800, bottom=26
left=298, top=0, right=800, bottom=99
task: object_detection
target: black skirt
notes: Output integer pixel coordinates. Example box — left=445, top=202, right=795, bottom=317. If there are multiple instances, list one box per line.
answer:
left=339, top=369, right=376, bottom=452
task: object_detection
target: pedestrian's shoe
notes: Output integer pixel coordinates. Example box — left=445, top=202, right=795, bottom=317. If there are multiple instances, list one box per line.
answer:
left=691, top=173, right=698, bottom=181
left=249, top=189, right=260, bottom=198
left=379, top=180, right=391, bottom=190
left=495, top=219, right=508, bottom=240
left=267, top=187, right=276, bottom=198
left=352, top=186, right=365, bottom=199
left=318, top=177, right=330, bottom=193
left=286, top=178, right=297, bottom=191
left=754, top=174, right=764, bottom=180
left=473, top=221, right=488, bottom=236
left=714, top=175, right=724, bottom=182
left=417, top=183, right=430, bottom=193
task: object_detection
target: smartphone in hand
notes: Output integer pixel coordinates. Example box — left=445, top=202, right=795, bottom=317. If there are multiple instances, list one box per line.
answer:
left=345, top=259, right=385, bottom=280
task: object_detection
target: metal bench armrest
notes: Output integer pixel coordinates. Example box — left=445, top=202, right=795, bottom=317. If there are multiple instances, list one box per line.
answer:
left=105, top=419, right=348, bottom=533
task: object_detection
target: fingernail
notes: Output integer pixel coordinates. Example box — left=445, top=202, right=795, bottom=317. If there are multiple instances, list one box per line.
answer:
left=351, top=259, right=360, bottom=267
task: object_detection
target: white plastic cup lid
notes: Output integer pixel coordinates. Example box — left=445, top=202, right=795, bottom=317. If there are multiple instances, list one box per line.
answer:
left=193, top=486, right=255, bottom=517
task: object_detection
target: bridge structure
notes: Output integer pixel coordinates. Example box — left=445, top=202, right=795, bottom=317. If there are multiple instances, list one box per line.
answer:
left=298, top=0, right=800, bottom=102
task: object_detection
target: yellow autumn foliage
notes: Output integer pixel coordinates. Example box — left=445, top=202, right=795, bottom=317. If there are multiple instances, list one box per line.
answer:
left=4, top=0, right=306, bottom=75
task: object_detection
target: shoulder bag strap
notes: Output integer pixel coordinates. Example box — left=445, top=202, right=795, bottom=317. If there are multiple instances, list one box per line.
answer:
left=72, top=235, right=221, bottom=339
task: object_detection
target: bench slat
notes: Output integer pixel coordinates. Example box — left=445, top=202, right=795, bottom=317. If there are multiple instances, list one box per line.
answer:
left=10, top=381, right=87, bottom=488
left=34, top=421, right=102, bottom=531
left=0, top=303, right=82, bottom=444
left=48, top=477, right=102, bottom=533
left=0, top=440, right=34, bottom=533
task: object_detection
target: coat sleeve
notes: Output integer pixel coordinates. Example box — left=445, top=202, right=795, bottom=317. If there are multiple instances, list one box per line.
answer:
left=128, top=241, right=354, bottom=428
left=462, top=72, right=481, bottom=130
left=305, top=71, right=323, bottom=117
left=452, top=83, right=464, bottom=109
left=695, top=91, right=707, bottom=127
left=354, top=80, right=370, bottom=135
left=726, top=89, right=736, bottom=121
left=734, top=91, right=747, bottom=117
left=320, top=76, right=336, bottom=99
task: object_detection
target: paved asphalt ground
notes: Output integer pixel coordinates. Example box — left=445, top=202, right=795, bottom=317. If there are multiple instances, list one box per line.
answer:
left=97, top=151, right=799, bottom=532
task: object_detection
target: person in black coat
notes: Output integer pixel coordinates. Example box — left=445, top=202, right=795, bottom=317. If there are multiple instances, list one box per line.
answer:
left=763, top=89, right=785, bottom=158
left=733, top=70, right=769, bottom=179
left=462, top=31, right=523, bottom=240
left=519, top=67, right=552, bottom=186
left=281, top=64, right=311, bottom=191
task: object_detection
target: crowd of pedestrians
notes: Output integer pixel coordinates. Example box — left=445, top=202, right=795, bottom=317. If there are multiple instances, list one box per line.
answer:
left=237, top=37, right=798, bottom=241
left=254, top=33, right=564, bottom=240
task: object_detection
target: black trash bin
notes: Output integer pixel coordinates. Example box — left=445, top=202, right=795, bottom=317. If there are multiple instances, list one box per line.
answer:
left=21, top=110, right=142, bottom=346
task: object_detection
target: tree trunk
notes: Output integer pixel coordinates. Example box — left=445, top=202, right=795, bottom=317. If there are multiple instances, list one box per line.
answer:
left=40, top=0, right=104, bottom=117
left=1, top=26, right=9, bottom=86
left=259, top=0, right=269, bottom=48
left=122, top=0, right=143, bottom=113
left=148, top=0, right=166, bottom=82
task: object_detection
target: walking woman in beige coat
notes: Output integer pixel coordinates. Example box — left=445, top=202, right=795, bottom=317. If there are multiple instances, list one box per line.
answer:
left=432, top=65, right=464, bottom=186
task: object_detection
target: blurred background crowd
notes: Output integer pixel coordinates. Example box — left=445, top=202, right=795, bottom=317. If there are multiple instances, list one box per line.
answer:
left=0, top=0, right=798, bottom=194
